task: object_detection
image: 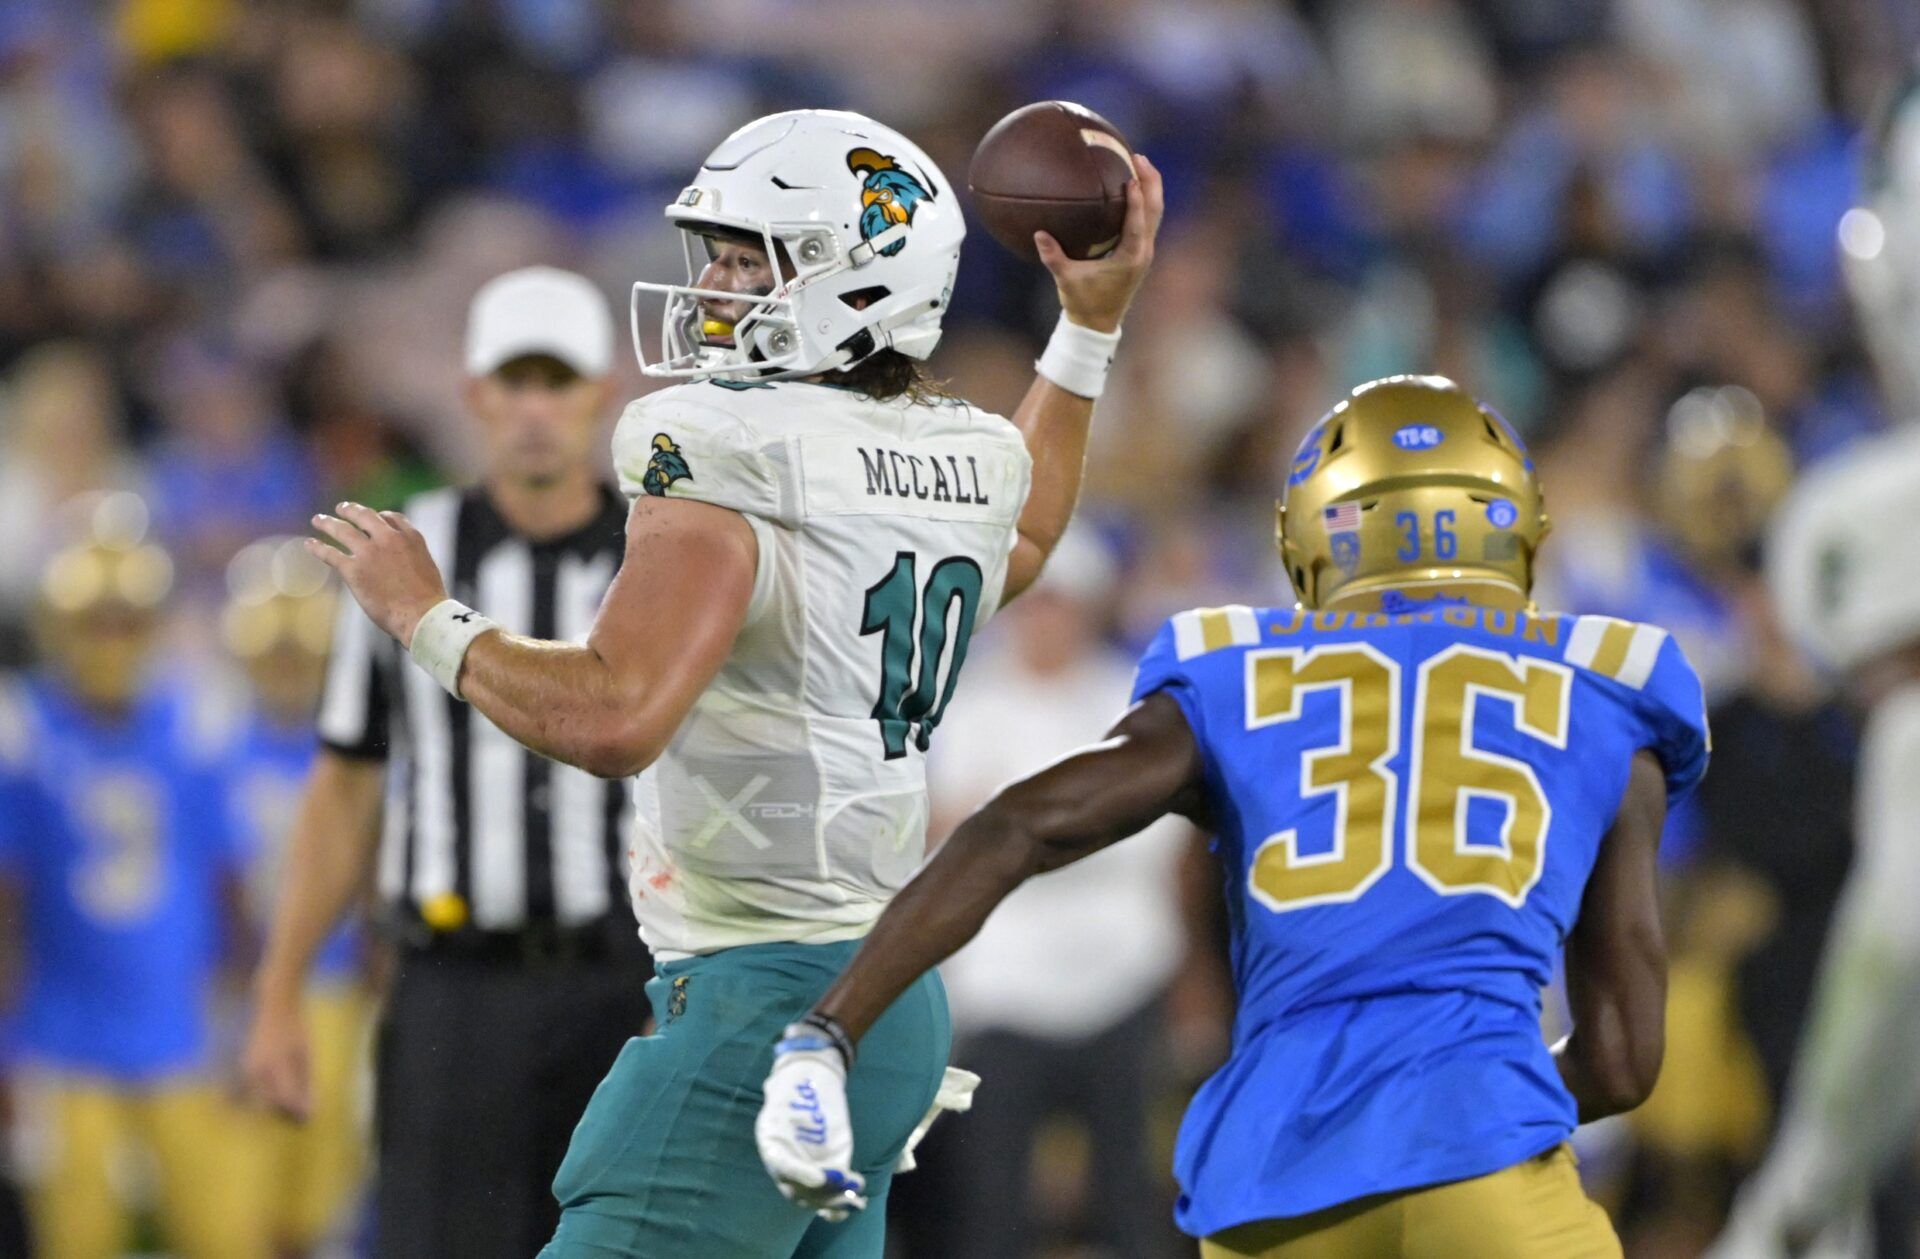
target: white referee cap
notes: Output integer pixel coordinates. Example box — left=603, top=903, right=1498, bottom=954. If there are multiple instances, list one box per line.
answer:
left=1769, top=424, right=1920, bottom=672
left=465, top=266, right=614, bottom=378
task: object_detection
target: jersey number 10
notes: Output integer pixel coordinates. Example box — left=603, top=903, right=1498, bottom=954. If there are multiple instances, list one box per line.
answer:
left=1246, top=642, right=1572, bottom=912
left=861, top=552, right=985, bottom=759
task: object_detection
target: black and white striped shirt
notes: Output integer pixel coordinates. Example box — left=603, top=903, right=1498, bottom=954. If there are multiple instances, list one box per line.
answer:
left=317, top=484, right=632, bottom=933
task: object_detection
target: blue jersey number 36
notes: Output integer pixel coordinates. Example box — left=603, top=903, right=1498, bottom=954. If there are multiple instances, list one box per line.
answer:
left=1244, top=642, right=1571, bottom=912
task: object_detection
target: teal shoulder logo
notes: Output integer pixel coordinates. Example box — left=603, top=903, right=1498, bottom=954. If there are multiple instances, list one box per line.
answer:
left=848, top=147, right=933, bottom=257
left=642, top=433, right=692, bottom=496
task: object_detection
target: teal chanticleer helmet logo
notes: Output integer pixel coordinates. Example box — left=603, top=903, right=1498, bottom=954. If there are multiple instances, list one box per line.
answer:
left=642, top=433, right=692, bottom=497
left=848, top=147, right=934, bottom=257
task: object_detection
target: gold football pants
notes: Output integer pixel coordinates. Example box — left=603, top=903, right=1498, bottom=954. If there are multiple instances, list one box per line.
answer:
left=18, top=1074, right=262, bottom=1259
left=1201, top=1145, right=1620, bottom=1259
left=232, top=984, right=372, bottom=1250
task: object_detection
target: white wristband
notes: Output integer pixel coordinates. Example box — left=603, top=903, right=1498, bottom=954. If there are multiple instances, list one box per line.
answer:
left=408, top=599, right=497, bottom=699
left=1035, top=313, right=1122, bottom=400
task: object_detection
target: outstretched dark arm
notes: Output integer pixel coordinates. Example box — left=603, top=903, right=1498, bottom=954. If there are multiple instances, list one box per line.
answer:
left=1555, top=749, right=1669, bottom=1123
left=814, top=691, right=1207, bottom=1042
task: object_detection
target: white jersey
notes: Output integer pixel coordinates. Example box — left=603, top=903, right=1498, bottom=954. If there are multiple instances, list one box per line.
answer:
left=1722, top=683, right=1920, bottom=1244
left=610, top=379, right=1032, bottom=957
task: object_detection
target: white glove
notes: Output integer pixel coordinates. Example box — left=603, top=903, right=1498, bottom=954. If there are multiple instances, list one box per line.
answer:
left=1703, top=1205, right=1795, bottom=1259
left=756, top=1022, right=866, bottom=1222
left=1707, top=1182, right=1870, bottom=1259
left=896, top=1067, right=980, bottom=1172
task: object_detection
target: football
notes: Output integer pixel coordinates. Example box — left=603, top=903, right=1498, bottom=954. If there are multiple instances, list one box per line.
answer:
left=968, top=101, right=1134, bottom=264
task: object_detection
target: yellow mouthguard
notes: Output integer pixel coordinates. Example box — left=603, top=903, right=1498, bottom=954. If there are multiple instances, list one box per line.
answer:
left=702, top=319, right=735, bottom=338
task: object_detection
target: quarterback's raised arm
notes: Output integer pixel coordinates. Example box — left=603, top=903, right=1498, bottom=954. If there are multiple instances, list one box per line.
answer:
left=308, top=494, right=756, bottom=779
left=1001, top=153, right=1163, bottom=604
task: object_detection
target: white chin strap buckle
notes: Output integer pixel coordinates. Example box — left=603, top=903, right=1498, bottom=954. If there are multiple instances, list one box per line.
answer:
left=848, top=224, right=910, bottom=267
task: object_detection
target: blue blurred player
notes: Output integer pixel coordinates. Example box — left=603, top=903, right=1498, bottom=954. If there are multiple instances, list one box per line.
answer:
left=0, top=493, right=260, bottom=1259
left=219, top=537, right=370, bottom=1257
left=759, top=376, right=1709, bottom=1257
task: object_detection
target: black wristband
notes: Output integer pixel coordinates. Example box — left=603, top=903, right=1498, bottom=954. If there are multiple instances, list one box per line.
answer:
left=798, top=1011, right=856, bottom=1071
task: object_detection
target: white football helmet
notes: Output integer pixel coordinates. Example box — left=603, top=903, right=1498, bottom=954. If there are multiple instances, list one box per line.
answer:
left=632, top=110, right=963, bottom=382
left=1844, top=59, right=1920, bottom=421
left=1768, top=424, right=1920, bottom=672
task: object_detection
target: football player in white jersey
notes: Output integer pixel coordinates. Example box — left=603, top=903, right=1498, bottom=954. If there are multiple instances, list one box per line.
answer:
left=1707, top=66, right=1920, bottom=1259
left=306, top=109, right=1163, bottom=1257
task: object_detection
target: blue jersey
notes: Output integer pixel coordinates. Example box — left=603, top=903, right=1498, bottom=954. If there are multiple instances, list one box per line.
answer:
left=225, top=711, right=359, bottom=982
left=0, top=677, right=242, bottom=1081
left=1131, top=600, right=1709, bottom=1235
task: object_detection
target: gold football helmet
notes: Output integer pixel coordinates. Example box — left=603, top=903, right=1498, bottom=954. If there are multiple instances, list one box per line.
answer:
left=34, top=492, right=174, bottom=708
left=1278, top=375, right=1549, bottom=610
left=223, top=536, right=335, bottom=720
left=1655, top=386, right=1792, bottom=577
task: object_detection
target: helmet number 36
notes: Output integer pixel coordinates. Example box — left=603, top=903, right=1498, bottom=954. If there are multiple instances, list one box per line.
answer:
left=1244, top=642, right=1572, bottom=911
left=860, top=552, right=985, bottom=759
left=1395, top=510, right=1457, bottom=562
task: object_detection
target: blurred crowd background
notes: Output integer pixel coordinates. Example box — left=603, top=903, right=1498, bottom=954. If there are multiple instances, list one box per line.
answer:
left=1, top=0, right=1916, bottom=1255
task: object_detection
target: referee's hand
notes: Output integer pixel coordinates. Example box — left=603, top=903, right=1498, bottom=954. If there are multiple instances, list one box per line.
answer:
left=242, top=995, right=312, bottom=1122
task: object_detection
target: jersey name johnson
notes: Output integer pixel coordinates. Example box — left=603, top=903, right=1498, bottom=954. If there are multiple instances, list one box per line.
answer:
left=1132, top=601, right=1708, bottom=1234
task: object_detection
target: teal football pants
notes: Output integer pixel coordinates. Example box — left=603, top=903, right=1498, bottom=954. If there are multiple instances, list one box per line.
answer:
left=539, top=938, right=951, bottom=1259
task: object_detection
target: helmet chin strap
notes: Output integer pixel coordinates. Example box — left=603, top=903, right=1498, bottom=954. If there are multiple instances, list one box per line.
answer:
left=641, top=237, right=948, bottom=380
left=748, top=291, right=943, bottom=382
left=847, top=223, right=910, bottom=267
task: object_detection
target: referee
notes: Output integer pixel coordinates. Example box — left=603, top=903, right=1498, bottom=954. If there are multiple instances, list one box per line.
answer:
left=243, top=267, right=649, bottom=1259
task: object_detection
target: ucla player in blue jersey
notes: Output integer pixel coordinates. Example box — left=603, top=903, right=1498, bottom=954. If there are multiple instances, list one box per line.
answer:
left=219, top=537, right=371, bottom=1255
left=758, top=376, right=1708, bottom=1257
left=0, top=494, right=261, bottom=1259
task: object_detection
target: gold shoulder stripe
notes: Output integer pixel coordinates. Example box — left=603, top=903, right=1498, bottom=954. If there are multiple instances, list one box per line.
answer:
left=1174, top=606, right=1263, bottom=661
left=1564, top=615, right=1668, bottom=689
left=1587, top=620, right=1637, bottom=678
left=1199, top=609, right=1235, bottom=653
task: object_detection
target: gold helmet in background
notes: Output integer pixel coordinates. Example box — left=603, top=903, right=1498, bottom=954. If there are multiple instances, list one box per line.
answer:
left=223, top=536, right=335, bottom=719
left=1655, top=386, right=1793, bottom=576
left=35, top=492, right=174, bottom=708
left=1278, top=375, right=1549, bottom=610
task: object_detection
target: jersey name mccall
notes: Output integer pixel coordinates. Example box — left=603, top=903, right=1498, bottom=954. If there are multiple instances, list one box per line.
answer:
left=857, top=446, right=993, bottom=506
